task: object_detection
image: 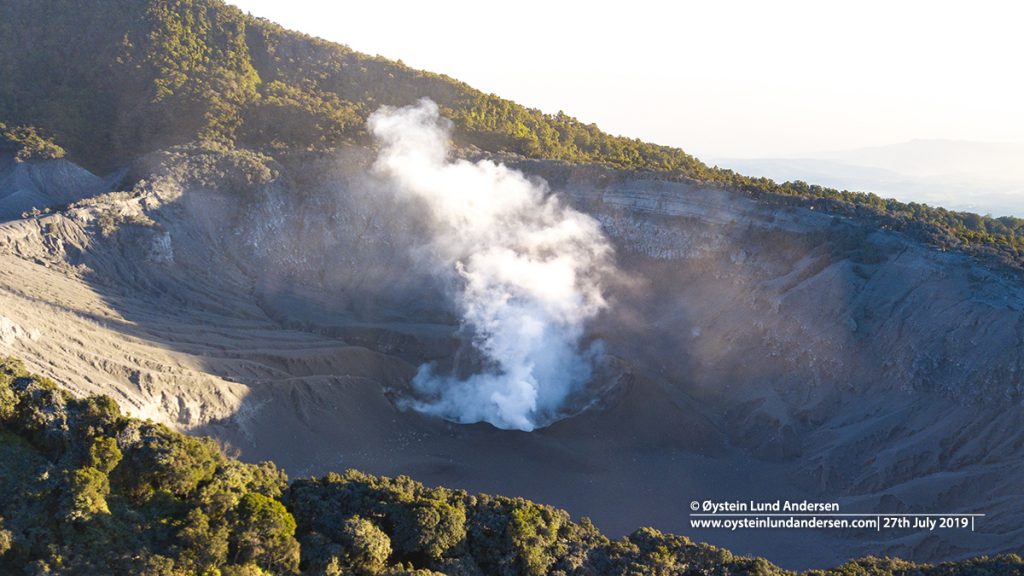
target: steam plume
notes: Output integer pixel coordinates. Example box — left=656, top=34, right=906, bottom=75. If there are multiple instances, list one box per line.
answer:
left=368, top=99, right=612, bottom=431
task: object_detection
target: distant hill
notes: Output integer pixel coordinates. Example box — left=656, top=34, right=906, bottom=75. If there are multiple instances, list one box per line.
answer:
left=821, top=140, right=1024, bottom=179
left=717, top=140, right=1024, bottom=218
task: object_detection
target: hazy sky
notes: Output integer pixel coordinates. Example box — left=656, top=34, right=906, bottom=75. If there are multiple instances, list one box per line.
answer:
left=227, top=0, right=1024, bottom=159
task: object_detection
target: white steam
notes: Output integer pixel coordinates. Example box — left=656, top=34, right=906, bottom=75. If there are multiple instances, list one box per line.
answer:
left=368, top=99, right=613, bottom=431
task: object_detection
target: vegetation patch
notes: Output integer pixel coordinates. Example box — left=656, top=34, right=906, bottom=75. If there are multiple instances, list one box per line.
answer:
left=0, top=357, right=1020, bottom=574
left=2, top=0, right=1024, bottom=270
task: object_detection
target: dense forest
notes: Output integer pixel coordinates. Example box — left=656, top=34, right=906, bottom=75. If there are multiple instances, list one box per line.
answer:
left=0, top=357, right=1019, bottom=575
left=2, top=0, right=1024, bottom=271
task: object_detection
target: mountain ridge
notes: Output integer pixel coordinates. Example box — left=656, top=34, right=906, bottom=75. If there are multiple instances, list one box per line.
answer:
left=715, top=140, right=1024, bottom=218
left=3, top=0, right=1024, bottom=272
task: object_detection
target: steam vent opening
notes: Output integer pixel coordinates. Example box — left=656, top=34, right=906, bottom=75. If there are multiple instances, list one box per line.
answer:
left=392, top=333, right=632, bottom=431
left=369, top=100, right=619, bottom=432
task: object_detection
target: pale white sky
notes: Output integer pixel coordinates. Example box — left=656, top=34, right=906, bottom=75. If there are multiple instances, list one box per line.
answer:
left=228, top=0, right=1024, bottom=159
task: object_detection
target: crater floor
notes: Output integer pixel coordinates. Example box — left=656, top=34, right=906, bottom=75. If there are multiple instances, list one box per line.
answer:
left=2, top=155, right=1022, bottom=569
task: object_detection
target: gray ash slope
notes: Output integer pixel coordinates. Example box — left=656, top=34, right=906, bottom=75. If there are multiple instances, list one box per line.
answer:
left=0, top=155, right=111, bottom=220
left=0, top=148, right=1022, bottom=569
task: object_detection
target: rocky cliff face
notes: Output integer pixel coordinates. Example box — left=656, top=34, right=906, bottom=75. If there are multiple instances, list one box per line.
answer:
left=1, top=150, right=1021, bottom=568
left=528, top=161, right=1024, bottom=561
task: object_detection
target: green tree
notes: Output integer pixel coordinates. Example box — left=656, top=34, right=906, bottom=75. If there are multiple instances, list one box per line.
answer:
left=507, top=505, right=565, bottom=576
left=88, top=436, right=122, bottom=474
left=230, top=493, right=300, bottom=574
left=391, top=500, right=466, bottom=561
left=116, top=421, right=222, bottom=500
left=65, top=467, right=111, bottom=522
left=177, top=507, right=230, bottom=573
left=338, top=516, right=391, bottom=575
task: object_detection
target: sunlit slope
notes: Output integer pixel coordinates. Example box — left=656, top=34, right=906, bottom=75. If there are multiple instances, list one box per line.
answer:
left=3, top=0, right=1024, bottom=268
